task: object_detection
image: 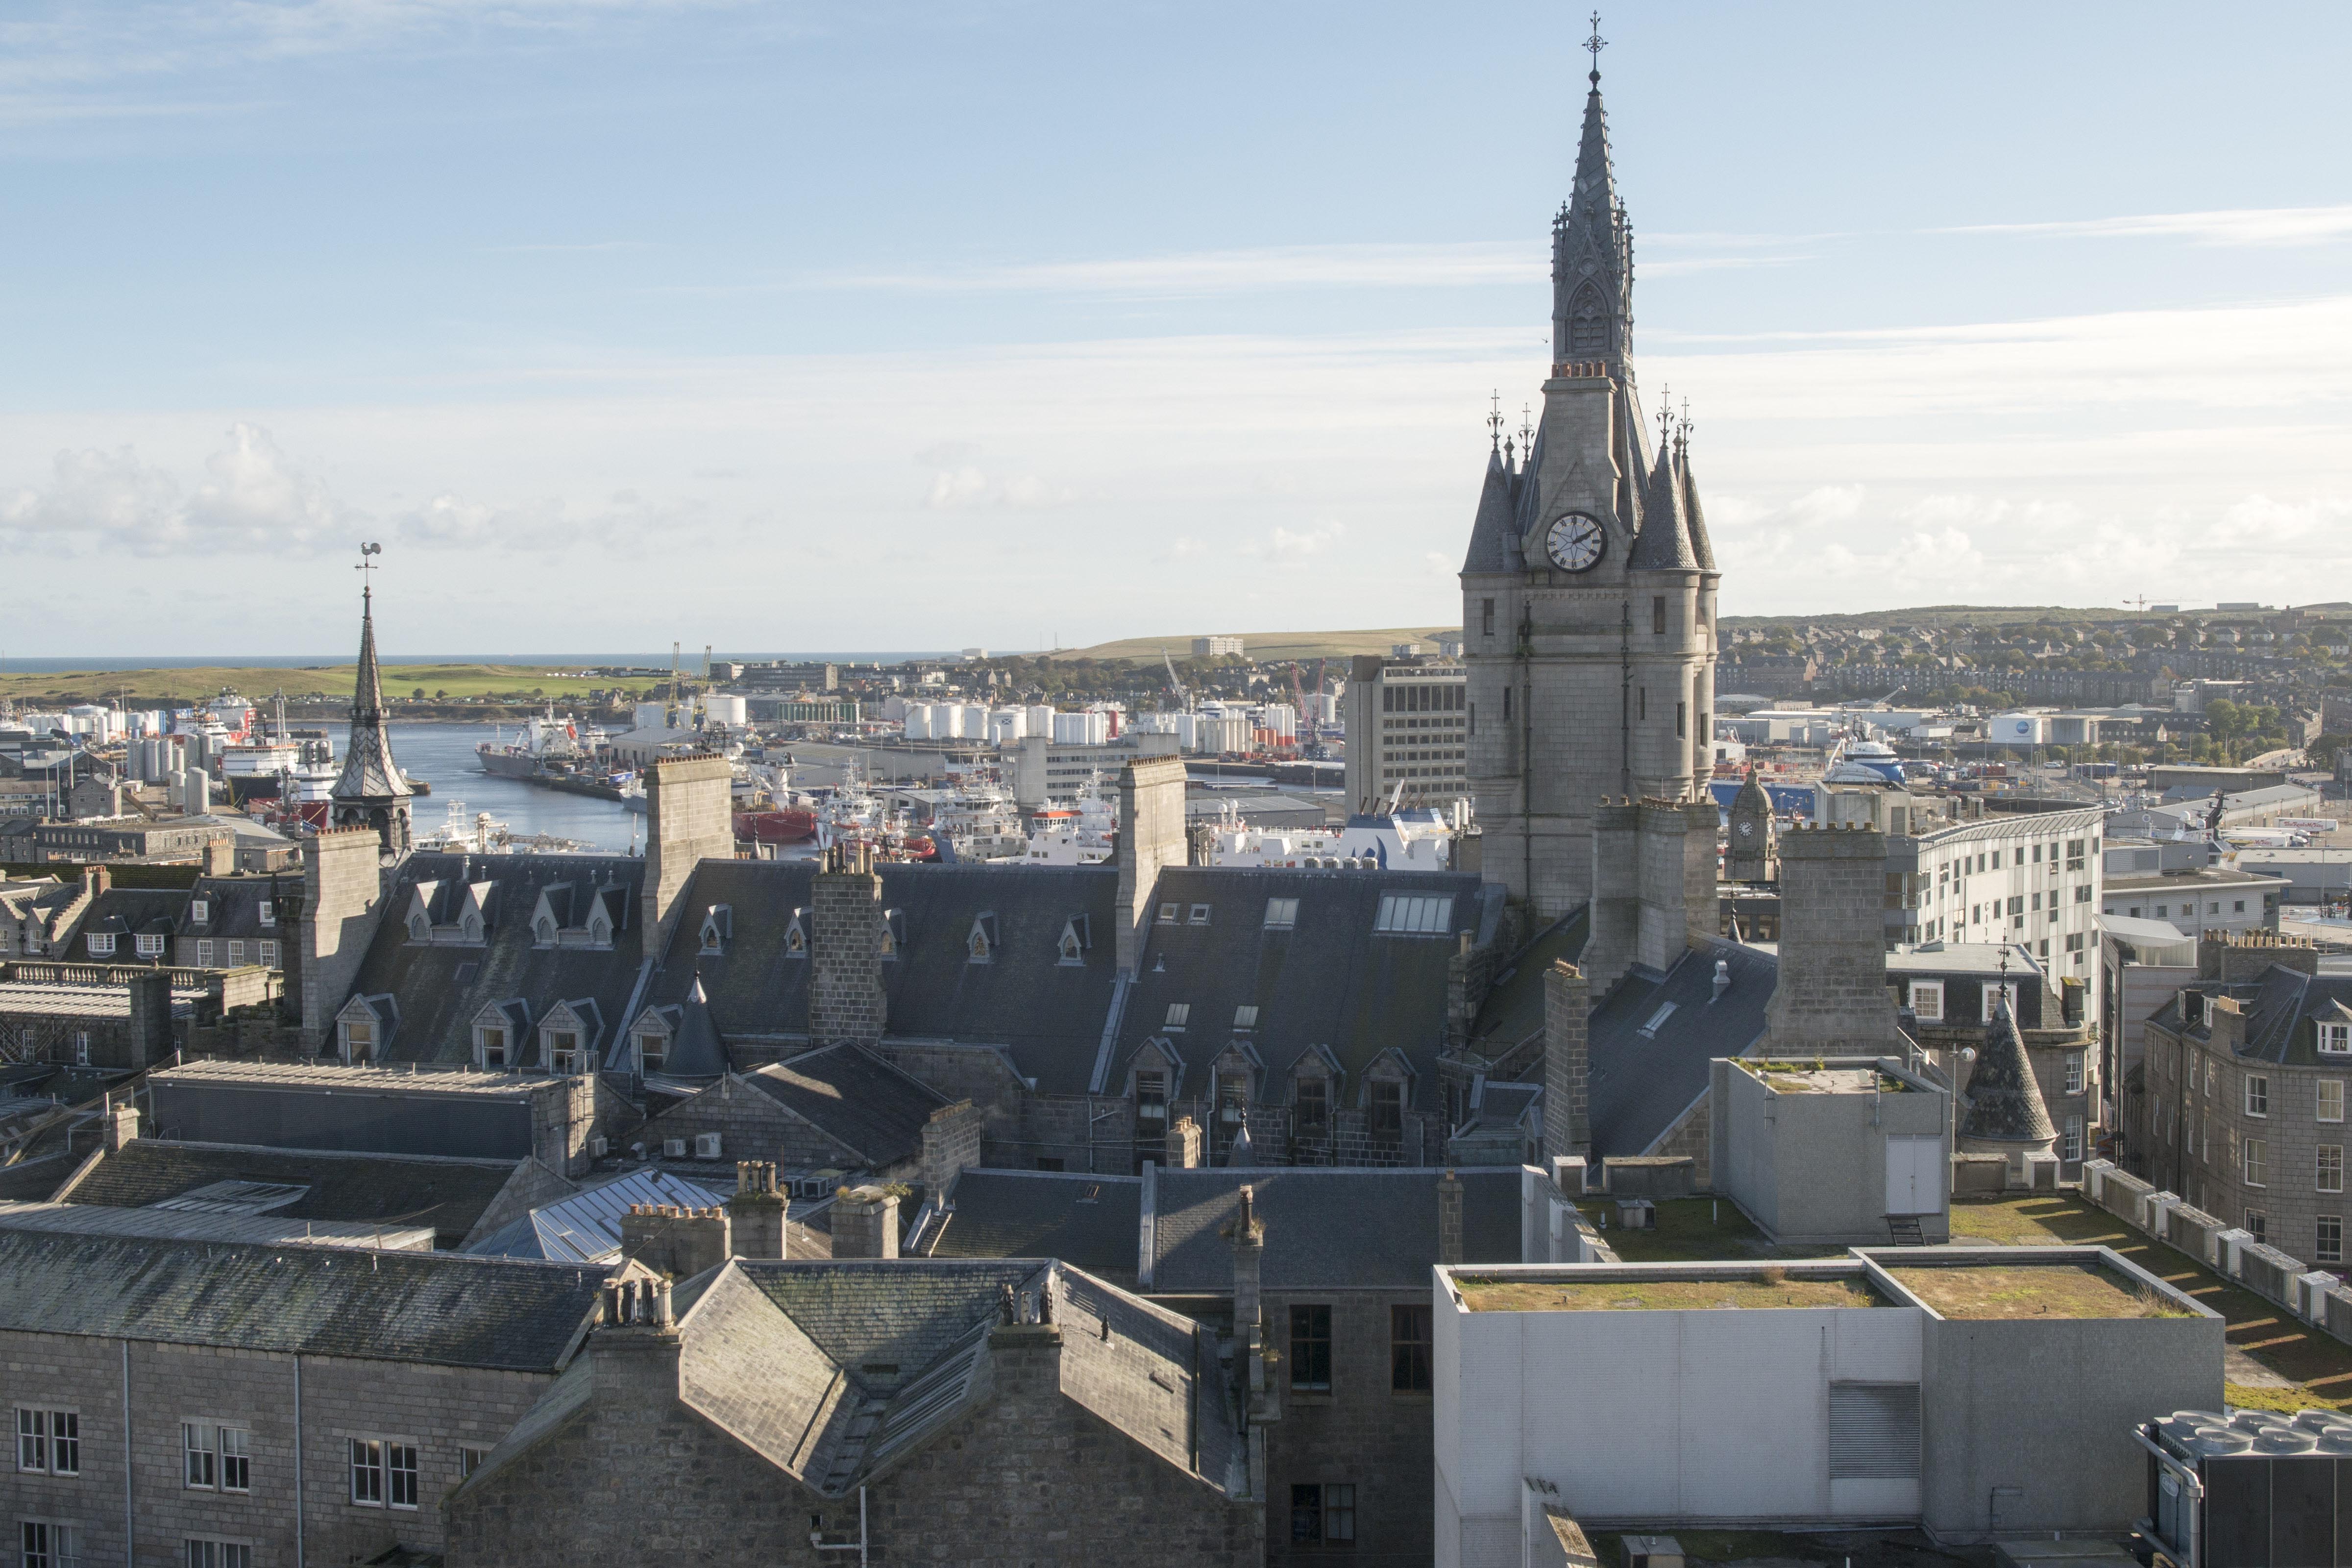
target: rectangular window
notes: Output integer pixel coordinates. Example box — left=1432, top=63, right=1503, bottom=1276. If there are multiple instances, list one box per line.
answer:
left=1373, top=894, right=1454, bottom=934
left=1232, top=1005, right=1259, bottom=1032
left=1481, top=598, right=1494, bottom=637
left=257, top=900, right=275, bottom=926
left=388, top=1443, right=419, bottom=1508
left=1156, top=903, right=1178, bottom=924
left=1370, top=1079, right=1404, bottom=1135
left=1163, top=1004, right=1189, bottom=1032
left=184, top=1544, right=251, bottom=1568
left=1263, top=898, right=1298, bottom=931
left=2322, top=1024, right=2352, bottom=1056
left=2322, top=1147, right=2345, bottom=1195
left=184, top=1422, right=217, bottom=1489
left=2063, top=1115, right=2084, bottom=1163
left=1981, top=983, right=2016, bottom=1023
left=1652, top=595, right=1667, bottom=635
left=1135, top=1071, right=1167, bottom=1127
left=1188, top=904, right=1212, bottom=926
left=18, top=1409, right=76, bottom=1476
left=257, top=940, right=279, bottom=967
left=2323, top=1081, right=2345, bottom=1124
left=1290, top=1481, right=1358, bottom=1546
left=20, top=1524, right=82, bottom=1568
left=1288, top=1304, right=1332, bottom=1391
left=460, top=1446, right=490, bottom=1478
left=350, top=1438, right=386, bottom=1505
left=86, top=933, right=115, bottom=956
left=2246, top=1076, right=2270, bottom=1118
left=190, top=900, right=209, bottom=924
left=1909, top=981, right=1944, bottom=1021
left=136, top=933, right=166, bottom=957
left=2245, top=1138, right=2269, bottom=1188
left=1391, top=1303, right=1433, bottom=1392
left=2249, top=1209, right=2269, bottom=1244
left=196, top=939, right=214, bottom=966
left=2065, top=1053, right=2084, bottom=1096
left=220, top=1426, right=249, bottom=1493
left=1295, top=1076, right=1328, bottom=1132
left=2321, top=1216, right=2344, bottom=1266
left=1639, top=687, right=1646, bottom=721
left=225, top=942, right=245, bottom=966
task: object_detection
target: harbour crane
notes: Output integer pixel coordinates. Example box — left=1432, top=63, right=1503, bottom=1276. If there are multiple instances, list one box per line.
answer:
left=1161, top=648, right=1191, bottom=711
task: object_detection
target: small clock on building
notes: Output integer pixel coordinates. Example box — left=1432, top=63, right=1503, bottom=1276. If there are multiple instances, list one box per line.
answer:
left=1544, top=513, right=1605, bottom=572
left=1737, top=821, right=1753, bottom=838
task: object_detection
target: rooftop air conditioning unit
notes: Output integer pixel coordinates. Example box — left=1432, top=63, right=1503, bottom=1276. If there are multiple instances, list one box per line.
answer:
left=588, top=1135, right=608, bottom=1159
left=693, top=1132, right=722, bottom=1160
left=662, top=1138, right=687, bottom=1159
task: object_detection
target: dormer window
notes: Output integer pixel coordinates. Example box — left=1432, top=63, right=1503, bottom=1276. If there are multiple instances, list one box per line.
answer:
left=1056, top=917, right=1087, bottom=965
left=1163, top=1004, right=1190, bottom=1033
left=967, top=913, right=997, bottom=964
left=534, top=915, right=557, bottom=947
left=636, top=1028, right=667, bottom=1073
left=699, top=906, right=731, bottom=956
left=135, top=933, right=166, bottom=958
left=1909, top=981, right=1945, bottom=1022
left=785, top=913, right=808, bottom=957
left=587, top=911, right=611, bottom=946
left=1135, top=1069, right=1167, bottom=1128
left=190, top=899, right=210, bottom=925
left=881, top=910, right=903, bottom=959
left=461, top=912, right=484, bottom=943
left=476, top=1025, right=508, bottom=1069
left=257, top=900, right=275, bottom=927
left=341, top=1017, right=374, bottom=1063
left=87, top=933, right=116, bottom=957
left=408, top=910, right=433, bottom=943
left=547, top=1029, right=584, bottom=1075
left=1295, top=1073, right=1328, bottom=1132
left=2322, top=1023, right=2352, bottom=1056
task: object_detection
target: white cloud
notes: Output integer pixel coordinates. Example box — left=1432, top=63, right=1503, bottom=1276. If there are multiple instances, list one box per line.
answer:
left=0, top=422, right=350, bottom=554
left=1245, top=522, right=1346, bottom=562
left=1940, top=204, right=2352, bottom=248
left=923, top=466, right=1073, bottom=509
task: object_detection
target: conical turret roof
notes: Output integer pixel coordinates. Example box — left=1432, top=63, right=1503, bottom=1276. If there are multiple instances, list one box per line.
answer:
left=1958, top=997, right=2058, bottom=1145
left=662, top=974, right=728, bottom=1079
left=1680, top=440, right=1717, bottom=570
left=1627, top=440, right=1697, bottom=569
left=1461, top=443, right=1524, bottom=573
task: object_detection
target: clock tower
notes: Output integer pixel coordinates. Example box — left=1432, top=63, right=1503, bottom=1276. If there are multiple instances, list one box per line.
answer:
left=1460, top=56, right=1721, bottom=918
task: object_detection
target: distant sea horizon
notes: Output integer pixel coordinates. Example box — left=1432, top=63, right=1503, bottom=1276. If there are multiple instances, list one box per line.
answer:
left=0, top=652, right=980, bottom=674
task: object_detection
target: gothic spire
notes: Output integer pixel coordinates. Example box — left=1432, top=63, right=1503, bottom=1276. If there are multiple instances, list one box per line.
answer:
left=1551, top=43, right=1634, bottom=373
left=332, top=554, right=414, bottom=856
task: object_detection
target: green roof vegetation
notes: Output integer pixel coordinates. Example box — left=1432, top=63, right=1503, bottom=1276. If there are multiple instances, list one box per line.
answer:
left=1886, top=1261, right=2192, bottom=1320
left=1458, top=1271, right=1883, bottom=1313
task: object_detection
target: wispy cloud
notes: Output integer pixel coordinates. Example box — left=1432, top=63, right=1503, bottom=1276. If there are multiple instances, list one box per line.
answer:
left=0, top=423, right=352, bottom=554
left=1938, top=204, right=2352, bottom=247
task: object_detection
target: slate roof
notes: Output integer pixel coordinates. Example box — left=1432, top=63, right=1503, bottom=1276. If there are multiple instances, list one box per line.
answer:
left=73, top=887, right=187, bottom=956
left=1465, top=909, right=1590, bottom=1058
left=662, top=976, right=727, bottom=1078
left=1586, top=936, right=1775, bottom=1158
left=1958, top=1003, right=2057, bottom=1144
left=179, top=873, right=299, bottom=943
left=2158, top=965, right=2352, bottom=1069
left=1461, top=446, right=1527, bottom=575
left=1627, top=443, right=1698, bottom=570
left=736, top=1045, right=951, bottom=1168
left=928, top=1170, right=1143, bottom=1283
left=1106, top=867, right=1494, bottom=1106
left=0, top=1229, right=602, bottom=1369
left=638, top=861, right=1120, bottom=1078
left=337, top=852, right=647, bottom=1064
left=68, top=1139, right=520, bottom=1242
left=0, top=1200, right=436, bottom=1251
left=1147, top=1166, right=1521, bottom=1292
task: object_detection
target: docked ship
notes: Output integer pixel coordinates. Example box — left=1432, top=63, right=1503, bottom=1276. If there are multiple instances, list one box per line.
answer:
left=1017, top=778, right=1117, bottom=866
left=1202, top=800, right=1458, bottom=870
left=475, top=709, right=637, bottom=803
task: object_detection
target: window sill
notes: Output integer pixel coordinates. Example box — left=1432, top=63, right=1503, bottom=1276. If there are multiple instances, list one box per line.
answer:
left=1287, top=1390, right=1335, bottom=1404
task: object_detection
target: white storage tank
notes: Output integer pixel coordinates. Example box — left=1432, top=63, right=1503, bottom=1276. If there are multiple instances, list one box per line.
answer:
left=706, top=694, right=748, bottom=727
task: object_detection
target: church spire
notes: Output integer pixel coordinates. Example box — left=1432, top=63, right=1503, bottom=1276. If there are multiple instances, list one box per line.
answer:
left=332, top=544, right=413, bottom=857
left=1552, top=14, right=1634, bottom=374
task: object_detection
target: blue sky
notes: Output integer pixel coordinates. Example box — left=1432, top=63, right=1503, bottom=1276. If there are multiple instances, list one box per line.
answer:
left=5, top=1, right=2350, bottom=655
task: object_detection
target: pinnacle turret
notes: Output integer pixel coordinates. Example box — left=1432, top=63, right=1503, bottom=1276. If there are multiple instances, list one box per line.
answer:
left=1551, top=76, right=1635, bottom=371
left=331, top=572, right=414, bottom=857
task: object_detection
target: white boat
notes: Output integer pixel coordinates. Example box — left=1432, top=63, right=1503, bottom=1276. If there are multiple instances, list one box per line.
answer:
left=1020, top=777, right=1117, bottom=865
left=1204, top=800, right=1457, bottom=870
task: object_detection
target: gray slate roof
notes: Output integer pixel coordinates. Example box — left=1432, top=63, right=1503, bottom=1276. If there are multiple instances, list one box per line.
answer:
left=1958, top=1003, right=2057, bottom=1144
left=930, top=1170, right=1143, bottom=1283
left=0, top=1229, right=602, bottom=1369
left=740, top=1045, right=952, bottom=1168
left=68, top=1139, right=520, bottom=1243
left=1148, top=1166, right=1521, bottom=1292
left=2158, top=964, right=2352, bottom=1069
left=1586, top=936, right=1775, bottom=1157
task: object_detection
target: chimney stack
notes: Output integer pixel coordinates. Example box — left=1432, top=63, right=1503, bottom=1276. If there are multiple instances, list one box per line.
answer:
left=1115, top=756, right=1189, bottom=976
left=809, top=842, right=887, bottom=1048
left=726, top=1160, right=786, bottom=1258
left=299, top=827, right=391, bottom=1050
left=1165, top=1114, right=1204, bottom=1170
left=202, top=835, right=235, bottom=877
left=1229, top=1184, right=1265, bottom=1397
left=79, top=864, right=111, bottom=900
left=641, top=754, right=735, bottom=953
left=1541, top=961, right=1592, bottom=1164
left=619, top=1203, right=732, bottom=1280
left=1582, top=799, right=1641, bottom=994
left=1762, top=823, right=1900, bottom=1054
left=832, top=1185, right=902, bottom=1259
left=103, top=1094, right=140, bottom=1153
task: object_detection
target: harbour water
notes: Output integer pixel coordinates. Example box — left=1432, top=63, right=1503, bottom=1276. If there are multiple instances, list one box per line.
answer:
left=332, top=723, right=642, bottom=853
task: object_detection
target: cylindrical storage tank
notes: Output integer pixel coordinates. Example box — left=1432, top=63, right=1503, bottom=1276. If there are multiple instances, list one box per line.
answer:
left=707, top=694, right=748, bottom=727
left=959, top=705, right=989, bottom=739
left=184, top=768, right=211, bottom=815
left=1027, top=705, right=1054, bottom=736
left=634, top=701, right=667, bottom=731
left=903, top=704, right=931, bottom=741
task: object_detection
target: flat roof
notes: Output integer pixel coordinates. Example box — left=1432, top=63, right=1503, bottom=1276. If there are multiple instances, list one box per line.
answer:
left=0, top=985, right=201, bottom=1019
left=1737, top=1061, right=1917, bottom=1095
left=1886, top=942, right=2037, bottom=976
left=1883, top=1261, right=2193, bottom=1320
left=0, top=1201, right=435, bottom=1252
left=149, top=1060, right=560, bottom=1098
left=2105, top=867, right=2288, bottom=891
left=1455, top=1270, right=1885, bottom=1313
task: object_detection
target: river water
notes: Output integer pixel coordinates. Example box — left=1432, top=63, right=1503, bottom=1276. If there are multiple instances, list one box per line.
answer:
left=331, top=722, right=642, bottom=853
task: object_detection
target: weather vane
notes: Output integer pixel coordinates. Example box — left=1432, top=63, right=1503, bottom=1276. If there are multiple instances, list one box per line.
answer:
left=356, top=541, right=382, bottom=596
left=1585, top=11, right=1607, bottom=81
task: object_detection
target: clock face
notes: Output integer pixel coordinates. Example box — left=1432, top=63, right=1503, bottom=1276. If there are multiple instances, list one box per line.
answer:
left=1737, top=821, right=1753, bottom=838
left=1544, top=512, right=1605, bottom=572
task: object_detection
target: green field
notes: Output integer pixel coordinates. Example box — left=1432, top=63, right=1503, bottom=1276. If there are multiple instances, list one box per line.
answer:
left=1040, top=625, right=1456, bottom=665
left=0, top=662, right=634, bottom=708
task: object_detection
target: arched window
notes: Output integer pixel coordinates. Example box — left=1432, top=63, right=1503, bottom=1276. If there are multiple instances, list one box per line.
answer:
left=1568, top=283, right=1610, bottom=356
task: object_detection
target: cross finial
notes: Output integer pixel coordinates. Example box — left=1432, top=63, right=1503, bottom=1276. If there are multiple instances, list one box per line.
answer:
left=1585, top=11, right=1607, bottom=84
left=1520, top=404, right=1534, bottom=449
left=1656, top=385, right=1674, bottom=446
left=1677, top=395, right=1694, bottom=453
left=1487, top=389, right=1504, bottom=451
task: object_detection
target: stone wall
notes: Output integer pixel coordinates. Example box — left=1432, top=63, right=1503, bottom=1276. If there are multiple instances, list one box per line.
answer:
left=0, top=1328, right=551, bottom=1565
left=809, top=852, right=886, bottom=1048
left=299, top=827, right=385, bottom=1048
left=639, top=1077, right=862, bottom=1172
left=1540, top=962, right=1590, bottom=1162
left=641, top=754, right=735, bottom=951
left=1262, top=1289, right=1438, bottom=1567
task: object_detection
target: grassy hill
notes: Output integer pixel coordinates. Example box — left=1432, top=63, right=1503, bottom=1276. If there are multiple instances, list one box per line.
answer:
left=0, top=662, right=627, bottom=708
left=1041, top=626, right=1457, bottom=665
